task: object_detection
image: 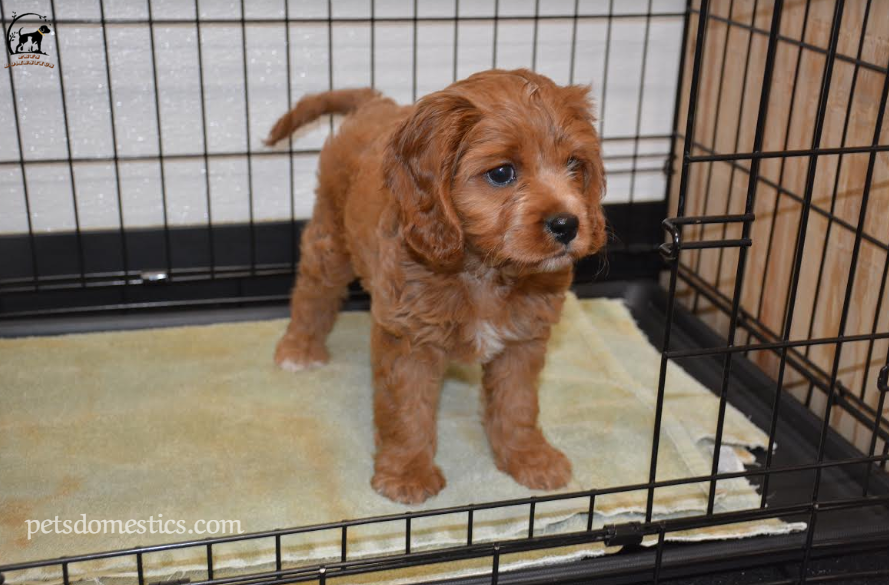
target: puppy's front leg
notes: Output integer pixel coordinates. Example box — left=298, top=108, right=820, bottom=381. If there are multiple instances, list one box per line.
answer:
left=483, top=338, right=572, bottom=491
left=370, top=323, right=448, bottom=504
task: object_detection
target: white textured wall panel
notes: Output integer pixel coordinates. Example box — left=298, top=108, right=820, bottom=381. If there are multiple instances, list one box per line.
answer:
left=0, top=0, right=684, bottom=234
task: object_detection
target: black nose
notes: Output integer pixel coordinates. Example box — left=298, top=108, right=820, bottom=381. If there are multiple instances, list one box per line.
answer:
left=545, top=213, right=579, bottom=245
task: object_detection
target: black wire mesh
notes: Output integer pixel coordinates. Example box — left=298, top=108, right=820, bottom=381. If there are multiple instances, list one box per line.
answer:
left=0, top=0, right=682, bottom=312
left=661, top=0, right=889, bottom=581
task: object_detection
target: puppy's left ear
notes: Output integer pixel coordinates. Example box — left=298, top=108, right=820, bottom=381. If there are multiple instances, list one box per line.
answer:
left=384, top=92, right=480, bottom=270
left=562, top=84, right=607, bottom=254
left=586, top=143, right=608, bottom=255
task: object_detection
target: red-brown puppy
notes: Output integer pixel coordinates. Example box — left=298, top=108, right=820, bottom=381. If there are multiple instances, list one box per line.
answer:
left=266, top=69, right=606, bottom=504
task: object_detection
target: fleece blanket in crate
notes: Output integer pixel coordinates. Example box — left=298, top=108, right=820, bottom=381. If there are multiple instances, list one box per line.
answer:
left=0, top=294, right=804, bottom=584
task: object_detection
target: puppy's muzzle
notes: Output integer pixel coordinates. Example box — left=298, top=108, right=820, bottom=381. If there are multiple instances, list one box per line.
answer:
left=545, top=213, right=579, bottom=245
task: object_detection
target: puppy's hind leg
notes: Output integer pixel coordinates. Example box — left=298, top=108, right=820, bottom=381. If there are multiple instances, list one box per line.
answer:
left=275, top=201, right=354, bottom=372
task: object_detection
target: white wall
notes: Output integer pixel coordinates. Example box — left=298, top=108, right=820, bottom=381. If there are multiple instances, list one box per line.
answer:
left=0, top=0, right=685, bottom=235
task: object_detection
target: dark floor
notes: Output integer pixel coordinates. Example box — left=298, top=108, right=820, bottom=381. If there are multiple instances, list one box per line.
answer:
left=660, top=549, right=889, bottom=584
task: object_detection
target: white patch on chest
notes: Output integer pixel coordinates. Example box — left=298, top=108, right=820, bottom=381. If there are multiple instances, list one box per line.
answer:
left=461, top=268, right=525, bottom=362
left=473, top=320, right=520, bottom=362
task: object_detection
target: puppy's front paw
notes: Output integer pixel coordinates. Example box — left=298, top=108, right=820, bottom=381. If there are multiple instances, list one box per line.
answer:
left=371, top=462, right=446, bottom=504
left=500, top=441, right=572, bottom=491
left=274, top=333, right=329, bottom=372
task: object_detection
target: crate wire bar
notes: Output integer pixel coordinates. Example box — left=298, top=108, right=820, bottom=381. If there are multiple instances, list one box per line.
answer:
left=0, top=0, right=679, bottom=306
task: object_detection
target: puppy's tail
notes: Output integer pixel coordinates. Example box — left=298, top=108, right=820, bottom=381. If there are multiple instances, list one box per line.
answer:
left=264, top=88, right=381, bottom=146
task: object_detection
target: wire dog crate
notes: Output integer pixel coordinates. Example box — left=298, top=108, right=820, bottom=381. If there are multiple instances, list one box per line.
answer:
left=1, top=0, right=889, bottom=583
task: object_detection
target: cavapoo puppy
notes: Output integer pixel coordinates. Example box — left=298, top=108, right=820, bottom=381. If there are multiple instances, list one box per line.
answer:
left=266, top=69, right=606, bottom=504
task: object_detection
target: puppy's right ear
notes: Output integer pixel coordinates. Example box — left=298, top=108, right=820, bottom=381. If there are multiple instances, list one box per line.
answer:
left=384, top=93, right=479, bottom=271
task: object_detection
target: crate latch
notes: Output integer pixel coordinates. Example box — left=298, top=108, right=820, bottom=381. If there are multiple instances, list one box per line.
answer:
left=604, top=521, right=644, bottom=547
left=878, top=365, right=888, bottom=394
left=659, top=214, right=755, bottom=262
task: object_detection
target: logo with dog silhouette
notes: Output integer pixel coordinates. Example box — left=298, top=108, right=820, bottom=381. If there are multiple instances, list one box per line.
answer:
left=5, top=11, right=55, bottom=69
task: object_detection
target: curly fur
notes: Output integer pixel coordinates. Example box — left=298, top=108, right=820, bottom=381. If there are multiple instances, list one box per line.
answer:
left=266, top=69, right=607, bottom=504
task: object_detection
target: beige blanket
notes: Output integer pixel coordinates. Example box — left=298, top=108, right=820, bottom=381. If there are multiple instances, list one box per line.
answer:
left=0, top=294, right=803, bottom=584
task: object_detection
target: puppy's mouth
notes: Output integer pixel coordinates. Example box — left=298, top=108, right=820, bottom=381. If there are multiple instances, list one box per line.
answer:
left=535, top=250, right=574, bottom=272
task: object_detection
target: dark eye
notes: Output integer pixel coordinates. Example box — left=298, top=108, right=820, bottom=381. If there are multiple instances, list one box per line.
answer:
left=484, top=164, right=516, bottom=187
left=567, top=157, right=581, bottom=171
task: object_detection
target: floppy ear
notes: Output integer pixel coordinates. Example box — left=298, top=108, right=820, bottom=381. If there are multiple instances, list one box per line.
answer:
left=585, top=135, right=608, bottom=254
left=562, top=84, right=607, bottom=253
left=384, top=93, right=479, bottom=270
left=561, top=84, right=597, bottom=125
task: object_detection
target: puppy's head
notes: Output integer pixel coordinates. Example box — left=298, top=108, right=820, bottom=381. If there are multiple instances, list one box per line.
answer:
left=38, top=26, right=53, bottom=35
left=384, top=68, right=606, bottom=273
